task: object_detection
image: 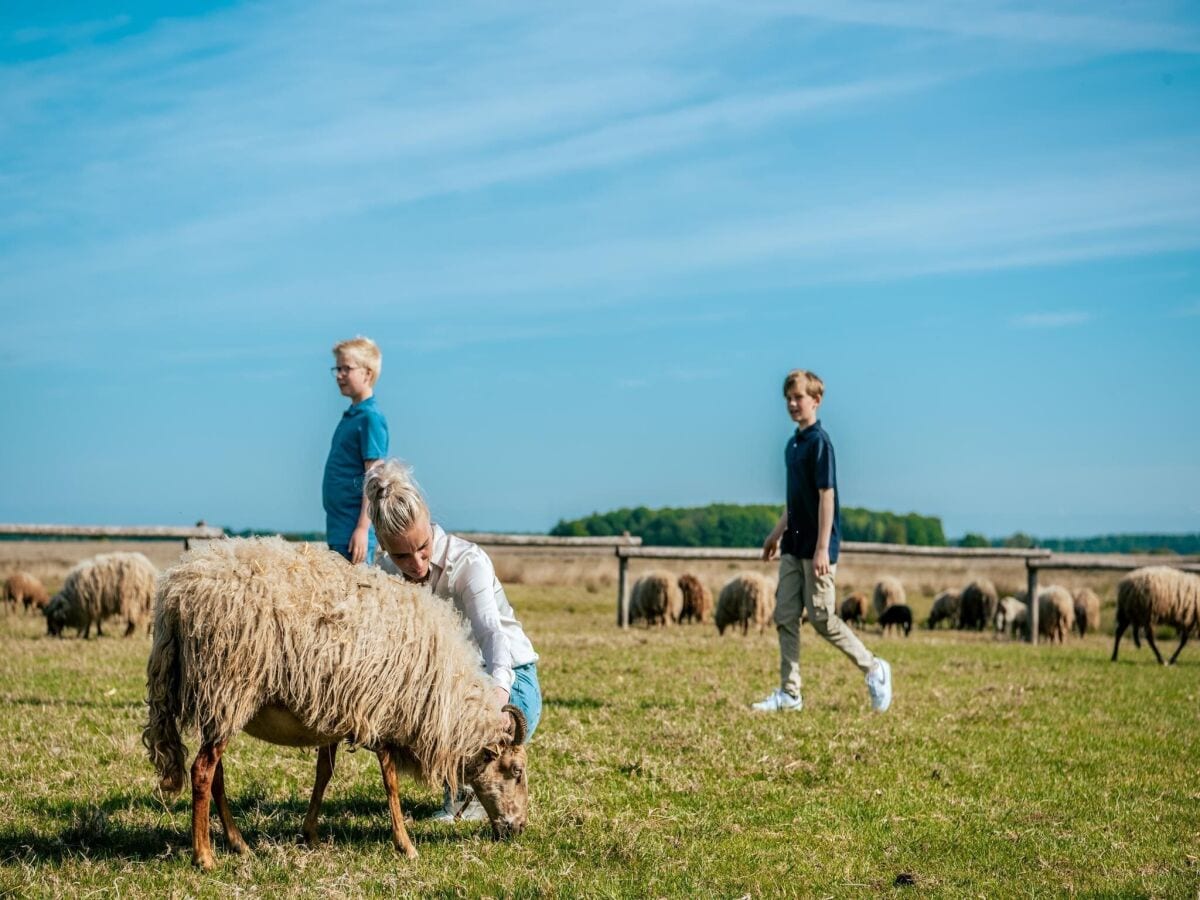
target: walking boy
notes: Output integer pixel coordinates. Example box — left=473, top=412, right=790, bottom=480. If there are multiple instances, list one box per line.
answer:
left=323, top=336, right=389, bottom=564
left=753, top=369, right=892, bottom=713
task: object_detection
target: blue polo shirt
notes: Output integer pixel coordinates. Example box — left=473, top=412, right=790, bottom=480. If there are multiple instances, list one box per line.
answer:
left=322, top=396, right=389, bottom=547
left=781, top=420, right=842, bottom=563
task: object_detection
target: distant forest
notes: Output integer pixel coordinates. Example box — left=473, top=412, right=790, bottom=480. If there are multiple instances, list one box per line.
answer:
left=550, top=504, right=946, bottom=547
left=551, top=504, right=1200, bottom=554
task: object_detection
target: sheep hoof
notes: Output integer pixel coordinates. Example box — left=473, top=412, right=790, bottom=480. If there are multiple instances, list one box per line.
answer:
left=228, top=838, right=250, bottom=855
left=298, top=831, right=319, bottom=848
left=404, top=845, right=419, bottom=860
left=193, top=852, right=215, bottom=871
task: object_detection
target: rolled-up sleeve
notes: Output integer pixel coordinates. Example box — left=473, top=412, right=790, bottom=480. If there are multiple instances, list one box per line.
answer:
left=451, top=554, right=515, bottom=692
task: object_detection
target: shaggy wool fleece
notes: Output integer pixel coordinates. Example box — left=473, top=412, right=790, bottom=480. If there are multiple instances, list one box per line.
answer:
left=145, top=536, right=508, bottom=794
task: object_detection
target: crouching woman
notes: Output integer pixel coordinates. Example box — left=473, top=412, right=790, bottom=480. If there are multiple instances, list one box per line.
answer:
left=365, top=459, right=541, bottom=823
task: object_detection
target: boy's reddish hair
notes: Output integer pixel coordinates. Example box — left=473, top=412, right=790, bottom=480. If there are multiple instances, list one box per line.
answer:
left=782, top=369, right=824, bottom=400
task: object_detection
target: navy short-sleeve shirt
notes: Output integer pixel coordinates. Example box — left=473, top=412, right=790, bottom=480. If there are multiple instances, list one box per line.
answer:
left=781, top=420, right=842, bottom=563
left=322, top=396, right=389, bottom=546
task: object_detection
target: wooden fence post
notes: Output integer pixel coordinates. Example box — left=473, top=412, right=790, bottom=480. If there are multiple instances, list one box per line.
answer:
left=616, top=553, right=630, bottom=628
left=1026, top=562, right=1039, bottom=645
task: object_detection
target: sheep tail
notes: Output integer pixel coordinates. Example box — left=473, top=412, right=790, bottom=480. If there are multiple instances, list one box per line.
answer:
left=142, top=600, right=187, bottom=795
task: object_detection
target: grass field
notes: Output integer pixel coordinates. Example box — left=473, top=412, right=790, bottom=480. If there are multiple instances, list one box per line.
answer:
left=0, top=582, right=1197, bottom=898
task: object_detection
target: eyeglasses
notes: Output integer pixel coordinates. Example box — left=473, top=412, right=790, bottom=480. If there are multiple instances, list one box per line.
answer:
left=331, top=365, right=362, bottom=376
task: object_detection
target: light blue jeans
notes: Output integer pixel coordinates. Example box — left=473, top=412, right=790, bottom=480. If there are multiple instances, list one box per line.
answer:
left=507, top=662, right=542, bottom=740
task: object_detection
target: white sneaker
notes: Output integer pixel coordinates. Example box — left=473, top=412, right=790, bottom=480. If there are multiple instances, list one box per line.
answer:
left=751, top=688, right=803, bottom=712
left=427, top=787, right=489, bottom=823
left=866, top=658, right=892, bottom=712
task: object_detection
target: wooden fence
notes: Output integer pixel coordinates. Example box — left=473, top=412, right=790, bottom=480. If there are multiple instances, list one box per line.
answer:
left=0, top=523, right=225, bottom=550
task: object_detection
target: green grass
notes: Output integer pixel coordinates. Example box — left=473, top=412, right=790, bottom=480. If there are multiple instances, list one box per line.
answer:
left=1, top=588, right=1197, bottom=898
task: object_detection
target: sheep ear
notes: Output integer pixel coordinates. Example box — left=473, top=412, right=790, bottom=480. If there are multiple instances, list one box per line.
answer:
left=502, top=704, right=527, bottom=745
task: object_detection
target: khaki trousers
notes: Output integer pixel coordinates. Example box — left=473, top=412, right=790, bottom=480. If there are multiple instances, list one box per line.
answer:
left=775, top=554, right=875, bottom=698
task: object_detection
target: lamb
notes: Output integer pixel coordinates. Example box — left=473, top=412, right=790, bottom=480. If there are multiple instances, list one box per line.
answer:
left=877, top=603, right=912, bottom=637
left=1111, top=566, right=1200, bottom=665
left=629, top=571, right=683, bottom=626
left=143, top=536, right=528, bottom=869
left=44, top=552, right=156, bottom=638
left=994, top=596, right=1026, bottom=639
left=926, top=590, right=961, bottom=629
left=4, top=571, right=49, bottom=613
left=958, top=579, right=999, bottom=631
left=1036, top=585, right=1076, bottom=644
left=872, top=577, right=905, bottom=620
left=839, top=592, right=868, bottom=629
left=1073, top=587, right=1102, bottom=637
left=715, top=573, right=775, bottom=635
left=677, top=573, right=712, bottom=624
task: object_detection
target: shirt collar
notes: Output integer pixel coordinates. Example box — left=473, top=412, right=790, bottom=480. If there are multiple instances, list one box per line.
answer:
left=794, top=419, right=821, bottom=439
left=345, top=395, right=377, bottom=415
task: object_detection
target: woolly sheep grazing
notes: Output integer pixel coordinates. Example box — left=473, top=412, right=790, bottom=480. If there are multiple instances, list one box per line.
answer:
left=143, top=537, right=528, bottom=869
left=926, top=590, right=961, bottom=629
left=677, top=573, right=712, bottom=624
left=4, top=571, right=48, bottom=613
left=629, top=571, right=683, bottom=626
left=1111, top=566, right=1200, bottom=665
left=872, top=577, right=905, bottom=620
left=839, top=592, right=867, bottom=629
left=1073, top=588, right=1102, bottom=637
left=1037, top=585, right=1075, bottom=644
left=715, top=573, right=775, bottom=635
left=44, top=552, right=156, bottom=638
left=958, top=579, right=999, bottom=631
left=994, top=596, right=1026, bottom=639
left=878, top=603, right=912, bottom=636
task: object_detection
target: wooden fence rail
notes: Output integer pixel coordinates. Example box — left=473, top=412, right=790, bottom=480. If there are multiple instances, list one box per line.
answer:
left=0, top=523, right=225, bottom=549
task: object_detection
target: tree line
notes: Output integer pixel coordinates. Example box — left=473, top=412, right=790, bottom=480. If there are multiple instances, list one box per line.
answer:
left=550, top=503, right=947, bottom=547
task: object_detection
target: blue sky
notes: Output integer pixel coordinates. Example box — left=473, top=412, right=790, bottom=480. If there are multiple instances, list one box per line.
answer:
left=1, top=1, right=1198, bottom=539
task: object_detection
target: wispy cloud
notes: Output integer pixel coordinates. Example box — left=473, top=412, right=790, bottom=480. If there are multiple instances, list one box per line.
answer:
left=756, top=0, right=1200, bottom=54
left=1011, top=311, right=1093, bottom=329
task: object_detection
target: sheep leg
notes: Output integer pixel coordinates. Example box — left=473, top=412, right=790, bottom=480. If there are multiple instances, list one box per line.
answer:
left=1142, top=626, right=1166, bottom=665
left=301, top=743, right=338, bottom=847
left=1111, top=618, right=1129, bottom=661
left=1167, top=628, right=1190, bottom=665
left=190, top=740, right=228, bottom=870
left=123, top=619, right=136, bottom=637
left=212, top=758, right=249, bottom=854
left=377, top=749, right=418, bottom=860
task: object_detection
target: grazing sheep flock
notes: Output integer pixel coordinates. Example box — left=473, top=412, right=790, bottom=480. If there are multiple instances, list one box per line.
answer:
left=872, top=576, right=905, bottom=619
left=959, top=579, right=999, bottom=631
left=839, top=592, right=868, bottom=628
left=3, top=571, right=49, bottom=613
left=715, top=573, right=775, bottom=635
left=144, top=536, right=529, bottom=868
left=926, top=590, right=961, bottom=629
left=994, top=596, right=1027, bottom=639
left=1112, top=566, right=1200, bottom=665
left=1073, top=588, right=1102, bottom=637
left=878, top=603, right=912, bottom=636
left=677, top=574, right=713, bottom=624
left=43, top=552, right=157, bottom=638
left=1035, top=585, right=1076, bottom=644
left=629, top=571, right=682, bottom=626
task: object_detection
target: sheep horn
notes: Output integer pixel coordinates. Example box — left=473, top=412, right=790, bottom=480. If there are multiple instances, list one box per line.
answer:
left=501, top=704, right=527, bottom=745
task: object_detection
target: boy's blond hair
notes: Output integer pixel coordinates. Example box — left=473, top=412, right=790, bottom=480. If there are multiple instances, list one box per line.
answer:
left=332, top=336, right=382, bottom=386
left=782, top=368, right=824, bottom=401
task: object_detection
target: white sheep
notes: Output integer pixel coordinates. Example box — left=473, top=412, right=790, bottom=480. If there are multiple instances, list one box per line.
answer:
left=1072, top=587, right=1102, bottom=637
left=1111, top=566, right=1200, bottom=665
left=44, top=552, right=156, bottom=638
left=143, top=536, right=528, bottom=868
left=872, top=576, right=905, bottom=620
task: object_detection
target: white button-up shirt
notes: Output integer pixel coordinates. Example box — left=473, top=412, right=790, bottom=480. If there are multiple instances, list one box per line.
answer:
left=380, top=524, right=537, bottom=693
